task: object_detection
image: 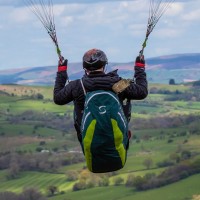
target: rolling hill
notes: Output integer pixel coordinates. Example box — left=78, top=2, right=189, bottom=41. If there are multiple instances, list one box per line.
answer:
left=0, top=53, right=200, bottom=85
left=0, top=77, right=200, bottom=200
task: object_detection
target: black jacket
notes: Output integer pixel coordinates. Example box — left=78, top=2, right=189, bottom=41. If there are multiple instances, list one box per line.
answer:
left=54, top=66, right=148, bottom=141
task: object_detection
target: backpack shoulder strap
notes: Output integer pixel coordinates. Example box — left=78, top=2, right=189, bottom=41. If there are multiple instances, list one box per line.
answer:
left=80, top=78, right=87, bottom=96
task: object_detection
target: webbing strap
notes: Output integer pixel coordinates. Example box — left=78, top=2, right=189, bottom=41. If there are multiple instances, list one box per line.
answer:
left=80, top=79, right=87, bottom=96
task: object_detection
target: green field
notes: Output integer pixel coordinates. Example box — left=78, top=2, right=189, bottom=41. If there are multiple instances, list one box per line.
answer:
left=50, top=174, right=200, bottom=200
left=0, top=83, right=200, bottom=200
left=0, top=171, right=73, bottom=194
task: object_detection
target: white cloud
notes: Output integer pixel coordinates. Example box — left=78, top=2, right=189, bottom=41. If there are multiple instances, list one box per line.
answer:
left=0, top=0, right=200, bottom=69
left=53, top=4, right=68, bottom=15
left=30, top=37, right=50, bottom=43
left=119, top=0, right=148, bottom=12
left=61, top=16, right=74, bottom=26
left=165, top=2, right=184, bottom=16
left=155, top=28, right=181, bottom=38
left=9, top=7, right=31, bottom=23
left=182, top=9, right=200, bottom=21
left=128, top=23, right=146, bottom=36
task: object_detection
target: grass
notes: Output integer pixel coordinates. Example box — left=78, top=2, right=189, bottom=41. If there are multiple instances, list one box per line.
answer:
left=0, top=123, right=62, bottom=137
left=0, top=132, right=199, bottom=195
left=169, top=101, right=200, bottom=110
left=0, top=123, right=35, bottom=136
left=132, top=103, right=163, bottom=114
left=6, top=99, right=65, bottom=114
left=149, top=83, right=191, bottom=92
left=0, top=123, right=78, bottom=152
left=60, top=136, right=182, bottom=174
left=0, top=83, right=200, bottom=199
left=0, top=171, right=72, bottom=194
left=0, top=85, right=53, bottom=99
left=49, top=174, right=200, bottom=200
left=133, top=126, right=186, bottom=138
left=123, top=174, right=200, bottom=200
left=184, top=135, right=200, bottom=153
left=109, top=167, right=165, bottom=185
left=0, top=136, right=46, bottom=152
left=0, top=133, right=198, bottom=197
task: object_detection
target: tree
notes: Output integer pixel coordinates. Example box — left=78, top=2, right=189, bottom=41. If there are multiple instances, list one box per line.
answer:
left=73, top=180, right=87, bottom=191
left=125, top=174, right=135, bottom=187
left=39, top=141, right=46, bottom=146
left=143, top=158, right=153, bottom=169
left=36, top=146, right=43, bottom=152
left=181, top=150, right=191, bottom=160
left=113, top=177, right=124, bottom=186
left=193, top=80, right=200, bottom=86
left=86, top=179, right=96, bottom=189
left=79, top=169, right=91, bottom=181
left=36, top=93, right=44, bottom=100
left=156, top=159, right=174, bottom=168
left=98, top=176, right=109, bottom=187
left=7, top=162, right=20, bottom=179
left=133, top=176, right=146, bottom=190
left=169, top=79, right=175, bottom=85
left=0, top=191, right=18, bottom=200
left=47, top=185, right=58, bottom=196
left=169, top=153, right=180, bottom=163
left=66, top=170, right=79, bottom=181
left=0, top=189, right=47, bottom=200
left=20, top=188, right=47, bottom=200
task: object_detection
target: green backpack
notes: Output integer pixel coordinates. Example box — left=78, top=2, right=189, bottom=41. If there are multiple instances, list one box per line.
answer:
left=80, top=80, right=129, bottom=173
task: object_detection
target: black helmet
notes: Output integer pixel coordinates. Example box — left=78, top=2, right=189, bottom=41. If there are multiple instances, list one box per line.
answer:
left=83, top=48, right=108, bottom=71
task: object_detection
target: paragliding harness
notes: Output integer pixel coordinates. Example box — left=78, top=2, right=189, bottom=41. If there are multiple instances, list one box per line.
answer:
left=79, top=79, right=131, bottom=173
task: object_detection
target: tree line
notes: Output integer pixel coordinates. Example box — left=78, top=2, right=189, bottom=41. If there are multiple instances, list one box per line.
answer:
left=6, top=110, right=74, bottom=134
left=131, top=113, right=200, bottom=132
left=0, top=152, right=84, bottom=179
left=125, top=158, right=200, bottom=191
left=0, top=188, right=47, bottom=200
left=150, top=85, right=200, bottom=101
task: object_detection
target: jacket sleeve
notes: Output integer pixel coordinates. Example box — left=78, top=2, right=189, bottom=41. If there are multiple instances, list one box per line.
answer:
left=122, top=66, right=148, bottom=100
left=53, top=71, right=74, bottom=105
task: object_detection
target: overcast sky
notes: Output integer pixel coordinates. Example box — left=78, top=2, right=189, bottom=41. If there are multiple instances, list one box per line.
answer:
left=0, top=0, right=199, bottom=70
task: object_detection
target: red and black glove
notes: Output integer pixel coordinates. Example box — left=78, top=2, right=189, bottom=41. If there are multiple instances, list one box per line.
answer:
left=58, top=57, right=68, bottom=72
left=135, top=55, right=145, bottom=68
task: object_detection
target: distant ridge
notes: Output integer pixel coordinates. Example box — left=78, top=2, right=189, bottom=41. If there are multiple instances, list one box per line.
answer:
left=0, top=53, right=200, bottom=85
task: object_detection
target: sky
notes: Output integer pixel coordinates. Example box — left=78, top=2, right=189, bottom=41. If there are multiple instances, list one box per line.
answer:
left=0, top=0, right=199, bottom=70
